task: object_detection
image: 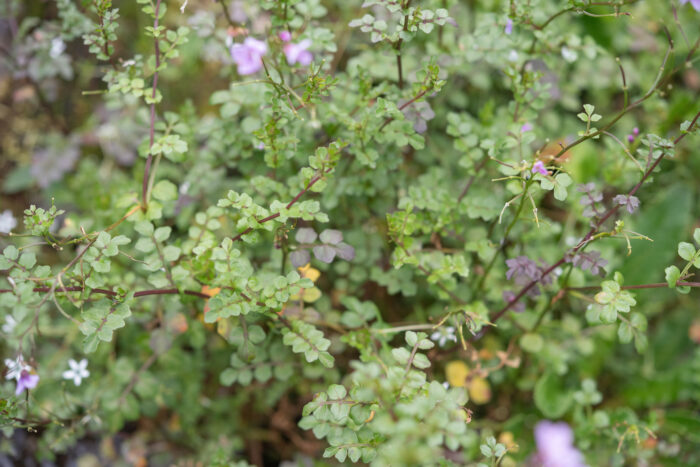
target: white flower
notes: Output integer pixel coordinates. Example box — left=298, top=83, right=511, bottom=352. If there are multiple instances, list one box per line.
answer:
left=508, top=50, right=519, bottom=62
left=430, top=326, right=458, bottom=347
left=561, top=46, right=578, bottom=63
left=4, top=356, right=30, bottom=381
left=2, top=315, right=17, bottom=333
left=50, top=38, right=66, bottom=59
left=0, top=210, right=17, bottom=234
left=179, top=181, right=191, bottom=195
left=62, top=359, right=90, bottom=386
left=442, top=381, right=450, bottom=389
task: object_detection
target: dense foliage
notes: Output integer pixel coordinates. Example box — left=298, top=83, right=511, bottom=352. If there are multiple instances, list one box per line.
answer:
left=1, top=0, right=700, bottom=465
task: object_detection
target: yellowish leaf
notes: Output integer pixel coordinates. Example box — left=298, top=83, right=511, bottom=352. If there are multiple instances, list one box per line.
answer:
left=217, top=318, right=231, bottom=338
left=498, top=431, right=518, bottom=453
left=298, top=263, right=321, bottom=282
left=468, top=377, right=492, bottom=405
left=302, top=287, right=322, bottom=303
left=445, top=361, right=469, bottom=388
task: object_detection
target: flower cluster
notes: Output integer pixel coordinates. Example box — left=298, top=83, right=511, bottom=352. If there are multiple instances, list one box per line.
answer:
left=229, top=32, right=313, bottom=75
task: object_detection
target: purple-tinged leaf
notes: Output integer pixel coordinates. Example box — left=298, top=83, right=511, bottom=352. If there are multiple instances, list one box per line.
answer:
left=290, top=250, right=311, bottom=268
left=334, top=242, right=355, bottom=261
left=569, top=251, right=608, bottom=276
left=295, top=227, right=317, bottom=244
left=319, top=229, right=343, bottom=244
left=612, top=194, right=640, bottom=214
left=313, top=245, right=336, bottom=263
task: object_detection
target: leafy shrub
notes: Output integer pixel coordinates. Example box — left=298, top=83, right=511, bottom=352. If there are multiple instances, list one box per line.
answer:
left=1, top=0, right=700, bottom=465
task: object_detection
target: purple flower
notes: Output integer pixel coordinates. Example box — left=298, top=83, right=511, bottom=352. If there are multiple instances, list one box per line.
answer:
left=283, top=39, right=313, bottom=66
left=569, top=250, right=608, bottom=276
left=505, top=18, right=513, bottom=35
left=521, top=123, right=533, bottom=133
left=680, top=0, right=700, bottom=12
left=230, top=37, right=268, bottom=75
left=534, top=421, right=587, bottom=467
left=15, top=369, right=40, bottom=395
left=532, top=161, right=548, bottom=176
left=612, top=194, right=640, bottom=214
left=279, top=30, right=292, bottom=42
left=627, top=127, right=639, bottom=143
left=502, top=291, right=525, bottom=313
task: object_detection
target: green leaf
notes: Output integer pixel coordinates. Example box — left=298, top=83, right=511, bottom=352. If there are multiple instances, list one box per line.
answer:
left=18, top=252, right=36, bottom=269
left=618, top=322, right=633, bottom=343
left=152, top=180, right=178, bottom=201
left=678, top=242, right=696, bottom=261
left=520, top=333, right=544, bottom=353
left=327, top=384, right=347, bottom=400
left=4, top=245, right=19, bottom=261
left=318, top=352, right=335, bottom=368
left=162, top=245, right=181, bottom=262
left=135, top=221, right=154, bottom=236
left=665, top=265, right=680, bottom=288
left=391, top=347, right=411, bottom=365
left=534, top=372, right=573, bottom=418
left=405, top=330, right=418, bottom=346
left=348, top=447, right=361, bottom=463
left=154, top=226, right=171, bottom=242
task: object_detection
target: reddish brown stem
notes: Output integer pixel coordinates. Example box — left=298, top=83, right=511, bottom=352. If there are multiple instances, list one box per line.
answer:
left=0, top=286, right=211, bottom=299
left=230, top=170, right=328, bottom=242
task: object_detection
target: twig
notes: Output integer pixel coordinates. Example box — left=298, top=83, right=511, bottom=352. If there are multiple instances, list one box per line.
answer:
left=142, top=0, right=163, bottom=212
left=0, top=285, right=212, bottom=299
left=484, top=109, right=700, bottom=329
left=230, top=168, right=332, bottom=242
left=568, top=281, right=700, bottom=291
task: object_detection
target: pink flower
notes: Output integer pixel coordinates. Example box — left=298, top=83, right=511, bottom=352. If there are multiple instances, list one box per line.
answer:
left=532, top=161, right=548, bottom=176
left=284, top=39, right=313, bottom=66
left=230, top=37, right=268, bottom=75
left=521, top=122, right=533, bottom=132
left=505, top=19, right=513, bottom=35
left=626, top=127, right=639, bottom=143
left=279, top=30, right=292, bottom=42
left=680, top=0, right=700, bottom=12
left=534, top=421, right=587, bottom=467
left=15, top=369, right=40, bottom=395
